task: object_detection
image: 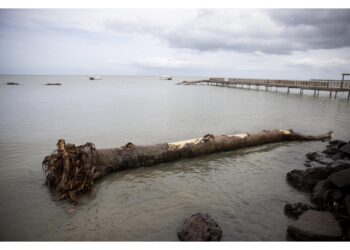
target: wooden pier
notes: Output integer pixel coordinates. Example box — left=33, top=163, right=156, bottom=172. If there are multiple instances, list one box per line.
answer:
left=180, top=74, right=350, bottom=100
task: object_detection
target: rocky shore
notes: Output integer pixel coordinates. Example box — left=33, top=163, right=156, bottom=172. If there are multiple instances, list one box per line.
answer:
left=285, top=139, right=350, bottom=241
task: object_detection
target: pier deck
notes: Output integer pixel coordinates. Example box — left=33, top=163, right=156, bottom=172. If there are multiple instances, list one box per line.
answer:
left=180, top=77, right=350, bottom=99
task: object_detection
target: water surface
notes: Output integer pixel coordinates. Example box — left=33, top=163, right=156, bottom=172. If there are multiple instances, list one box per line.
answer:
left=0, top=75, right=349, bottom=240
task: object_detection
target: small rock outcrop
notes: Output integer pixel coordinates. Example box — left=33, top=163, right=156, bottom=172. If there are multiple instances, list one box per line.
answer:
left=45, top=83, right=62, bottom=86
left=287, top=210, right=342, bottom=241
left=6, top=82, right=20, bottom=85
left=284, top=202, right=311, bottom=219
left=177, top=213, right=222, bottom=241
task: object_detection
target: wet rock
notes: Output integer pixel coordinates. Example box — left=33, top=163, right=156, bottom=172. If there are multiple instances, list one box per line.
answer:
left=345, top=195, right=350, bottom=215
left=333, top=189, right=344, bottom=202
left=287, top=167, right=337, bottom=192
left=287, top=210, right=342, bottom=241
left=177, top=213, right=222, bottom=241
left=306, top=152, right=333, bottom=165
left=284, top=202, right=310, bottom=219
left=322, top=148, right=339, bottom=156
left=328, top=168, right=350, bottom=188
left=340, top=143, right=350, bottom=156
left=330, top=160, right=350, bottom=169
left=329, top=140, right=346, bottom=146
left=332, top=152, right=349, bottom=161
left=311, top=180, right=333, bottom=208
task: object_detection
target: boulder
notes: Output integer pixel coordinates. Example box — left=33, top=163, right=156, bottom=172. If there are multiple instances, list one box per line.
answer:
left=322, top=147, right=340, bottom=156
left=287, top=210, right=342, bottom=240
left=284, top=202, right=310, bottom=219
left=340, top=143, right=350, bottom=156
left=345, top=195, right=350, bottom=215
left=287, top=167, right=337, bottom=192
left=330, top=160, right=350, bottom=169
left=329, top=140, right=346, bottom=146
left=332, top=152, right=349, bottom=161
left=177, top=213, right=222, bottom=241
left=328, top=168, right=350, bottom=188
left=311, top=180, right=333, bottom=208
left=305, top=152, right=333, bottom=165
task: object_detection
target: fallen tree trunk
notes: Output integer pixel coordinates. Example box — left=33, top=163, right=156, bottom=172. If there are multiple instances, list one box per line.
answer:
left=42, top=129, right=332, bottom=203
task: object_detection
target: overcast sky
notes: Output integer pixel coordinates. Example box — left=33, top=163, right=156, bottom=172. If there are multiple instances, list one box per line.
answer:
left=0, top=9, right=349, bottom=79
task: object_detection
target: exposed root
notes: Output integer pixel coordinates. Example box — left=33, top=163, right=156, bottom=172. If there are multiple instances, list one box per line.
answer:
left=42, top=139, right=97, bottom=203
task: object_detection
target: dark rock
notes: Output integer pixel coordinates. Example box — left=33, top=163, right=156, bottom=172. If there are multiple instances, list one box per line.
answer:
left=177, top=213, right=222, bottom=241
left=322, top=148, right=340, bottom=156
left=328, top=168, right=350, bottom=188
left=305, top=152, right=333, bottom=165
left=333, top=189, right=344, bottom=201
left=287, top=167, right=338, bottom=192
left=287, top=210, right=342, bottom=240
left=45, top=83, right=62, bottom=86
left=306, top=152, right=319, bottom=161
left=345, top=195, right=350, bottom=215
left=332, top=152, right=349, bottom=161
left=304, top=160, right=312, bottom=168
left=311, top=180, right=333, bottom=208
left=340, top=143, right=350, bottom=156
left=6, top=82, right=20, bottom=85
left=330, top=160, right=350, bottom=169
left=284, top=202, right=310, bottom=219
left=329, top=140, right=346, bottom=146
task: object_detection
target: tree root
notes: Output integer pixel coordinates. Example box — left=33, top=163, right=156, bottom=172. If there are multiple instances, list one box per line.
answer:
left=42, top=139, right=97, bottom=203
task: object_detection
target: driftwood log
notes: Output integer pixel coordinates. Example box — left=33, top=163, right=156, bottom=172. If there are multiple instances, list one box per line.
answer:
left=42, top=129, right=332, bottom=203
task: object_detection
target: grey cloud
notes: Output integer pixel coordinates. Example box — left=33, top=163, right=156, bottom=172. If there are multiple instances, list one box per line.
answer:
left=106, top=9, right=350, bottom=54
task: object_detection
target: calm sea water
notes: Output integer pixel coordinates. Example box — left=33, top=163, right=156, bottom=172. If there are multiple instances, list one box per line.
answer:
left=0, top=75, right=349, bottom=241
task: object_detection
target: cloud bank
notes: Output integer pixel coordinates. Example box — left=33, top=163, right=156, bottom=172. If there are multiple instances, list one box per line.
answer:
left=0, top=9, right=349, bottom=79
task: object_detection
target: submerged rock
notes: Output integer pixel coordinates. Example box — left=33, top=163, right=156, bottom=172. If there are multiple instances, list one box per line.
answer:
left=177, top=213, right=222, bottom=241
left=287, top=210, right=342, bottom=241
left=284, top=202, right=311, bottom=219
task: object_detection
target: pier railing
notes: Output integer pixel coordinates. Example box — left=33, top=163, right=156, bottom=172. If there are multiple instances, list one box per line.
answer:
left=181, top=78, right=350, bottom=99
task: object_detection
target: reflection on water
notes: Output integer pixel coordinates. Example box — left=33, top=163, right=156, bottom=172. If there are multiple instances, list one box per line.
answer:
left=0, top=75, right=349, bottom=240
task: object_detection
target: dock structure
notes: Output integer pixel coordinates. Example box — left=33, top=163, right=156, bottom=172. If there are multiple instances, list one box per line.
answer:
left=180, top=74, right=350, bottom=100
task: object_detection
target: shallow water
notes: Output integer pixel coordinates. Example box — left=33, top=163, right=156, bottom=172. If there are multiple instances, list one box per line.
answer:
left=0, top=75, right=349, bottom=241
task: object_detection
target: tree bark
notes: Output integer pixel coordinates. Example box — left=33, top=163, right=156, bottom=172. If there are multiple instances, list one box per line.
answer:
left=42, top=129, right=332, bottom=202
